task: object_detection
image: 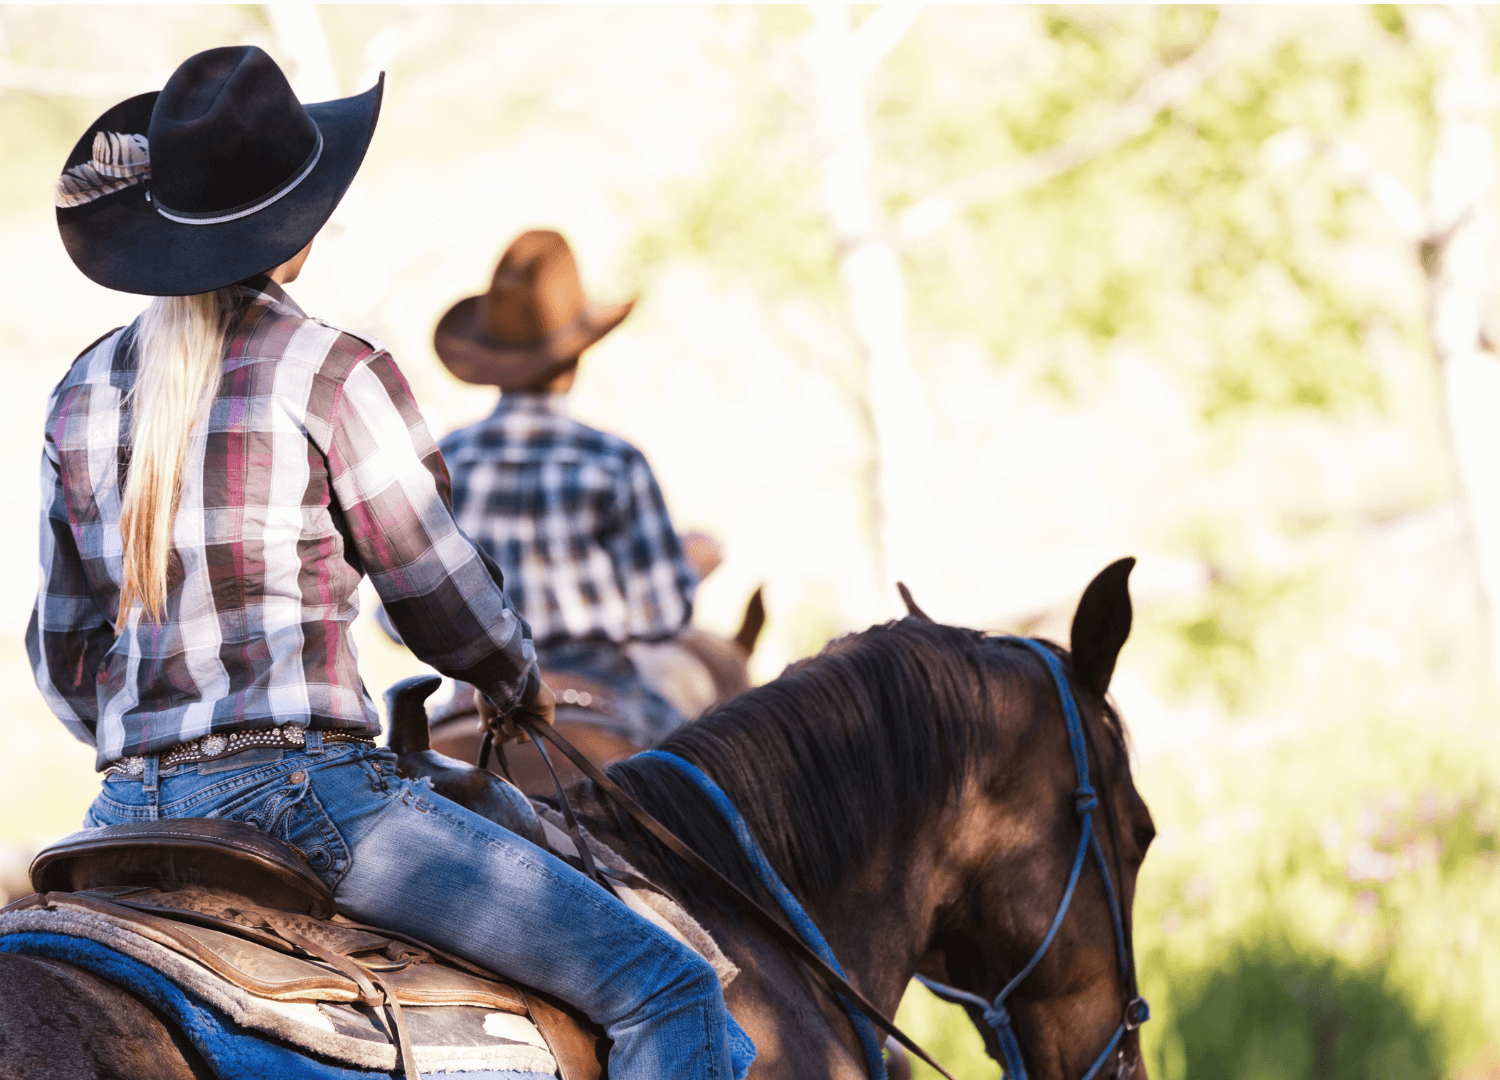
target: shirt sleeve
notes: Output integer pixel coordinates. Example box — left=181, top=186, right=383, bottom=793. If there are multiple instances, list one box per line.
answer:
left=607, top=448, right=697, bottom=641
left=26, top=429, right=114, bottom=747
left=320, top=349, right=539, bottom=709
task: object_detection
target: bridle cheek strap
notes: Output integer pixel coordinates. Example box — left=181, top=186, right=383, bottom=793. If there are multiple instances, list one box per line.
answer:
left=915, top=637, right=1150, bottom=1080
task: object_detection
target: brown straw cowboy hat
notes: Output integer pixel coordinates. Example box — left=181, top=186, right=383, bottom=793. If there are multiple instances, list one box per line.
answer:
left=434, top=230, right=635, bottom=391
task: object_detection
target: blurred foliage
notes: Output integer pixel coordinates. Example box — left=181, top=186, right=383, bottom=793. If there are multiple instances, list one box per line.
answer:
left=1144, top=519, right=1315, bottom=713
left=633, top=7, right=1425, bottom=416
left=1166, top=568, right=1302, bottom=713
left=625, top=11, right=833, bottom=301
left=1133, top=715, right=1500, bottom=1080
left=0, top=90, right=108, bottom=221
left=628, top=122, right=833, bottom=301
left=884, top=9, right=1410, bottom=418
left=1158, top=941, right=1444, bottom=1080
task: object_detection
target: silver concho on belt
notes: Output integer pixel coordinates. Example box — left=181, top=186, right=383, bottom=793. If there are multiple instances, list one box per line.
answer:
left=103, top=725, right=362, bottom=780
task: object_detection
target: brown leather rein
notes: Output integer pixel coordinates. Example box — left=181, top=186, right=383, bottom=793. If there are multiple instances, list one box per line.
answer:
left=481, top=720, right=959, bottom=1080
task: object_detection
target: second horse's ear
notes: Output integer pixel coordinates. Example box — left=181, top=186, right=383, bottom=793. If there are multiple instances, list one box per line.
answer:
left=735, top=586, right=766, bottom=656
left=897, top=582, right=931, bottom=621
left=1069, top=558, right=1135, bottom=698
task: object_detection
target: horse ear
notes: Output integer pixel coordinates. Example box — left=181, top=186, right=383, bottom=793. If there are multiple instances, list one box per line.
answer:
left=1069, top=557, right=1135, bottom=698
left=897, top=582, right=931, bottom=621
left=735, top=586, right=766, bottom=656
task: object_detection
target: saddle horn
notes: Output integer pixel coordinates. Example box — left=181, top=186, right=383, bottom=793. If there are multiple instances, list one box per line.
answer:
left=382, top=675, right=546, bottom=849
left=383, top=675, right=444, bottom=755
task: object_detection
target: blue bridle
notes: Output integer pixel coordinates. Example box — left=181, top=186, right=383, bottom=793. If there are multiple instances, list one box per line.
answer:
left=915, top=637, right=1149, bottom=1080
left=646, top=634, right=1147, bottom=1080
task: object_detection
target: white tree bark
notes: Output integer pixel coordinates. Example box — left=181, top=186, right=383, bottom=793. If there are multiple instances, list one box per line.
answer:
left=803, top=6, right=1245, bottom=618
left=806, top=3, right=940, bottom=616
left=1413, top=5, right=1500, bottom=679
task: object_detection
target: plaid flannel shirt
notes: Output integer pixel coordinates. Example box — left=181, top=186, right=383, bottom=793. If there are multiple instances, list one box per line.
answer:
left=28, top=279, right=537, bottom=769
left=438, top=393, right=696, bottom=648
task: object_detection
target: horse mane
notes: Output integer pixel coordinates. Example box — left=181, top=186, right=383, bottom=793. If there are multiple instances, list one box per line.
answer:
left=599, top=618, right=1123, bottom=916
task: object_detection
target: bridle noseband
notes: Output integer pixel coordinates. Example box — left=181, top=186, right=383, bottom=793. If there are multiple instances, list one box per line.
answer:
left=916, top=637, right=1149, bottom=1080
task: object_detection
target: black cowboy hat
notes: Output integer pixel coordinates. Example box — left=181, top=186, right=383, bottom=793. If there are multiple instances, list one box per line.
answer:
left=55, top=45, right=382, bottom=296
left=434, top=230, right=635, bottom=391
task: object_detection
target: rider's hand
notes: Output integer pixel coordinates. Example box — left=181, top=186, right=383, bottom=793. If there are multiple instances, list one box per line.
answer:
left=682, top=530, right=723, bottom=580
left=475, top=680, right=556, bottom=744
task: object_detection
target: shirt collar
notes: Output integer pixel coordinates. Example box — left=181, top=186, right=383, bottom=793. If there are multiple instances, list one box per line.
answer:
left=493, top=392, right=570, bottom=418
left=234, top=275, right=307, bottom=320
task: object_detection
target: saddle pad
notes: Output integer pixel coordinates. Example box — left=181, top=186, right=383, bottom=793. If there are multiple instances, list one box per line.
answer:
left=0, top=903, right=558, bottom=1077
left=1, top=931, right=551, bottom=1080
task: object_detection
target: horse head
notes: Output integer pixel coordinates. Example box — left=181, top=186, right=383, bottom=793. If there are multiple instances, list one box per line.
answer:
left=914, top=557, right=1154, bottom=1080
left=586, top=560, right=1155, bottom=1080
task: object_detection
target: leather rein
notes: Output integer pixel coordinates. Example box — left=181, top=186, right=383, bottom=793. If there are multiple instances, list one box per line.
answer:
left=481, top=635, right=1148, bottom=1080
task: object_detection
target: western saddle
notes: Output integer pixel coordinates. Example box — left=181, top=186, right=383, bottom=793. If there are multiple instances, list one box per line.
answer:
left=15, top=787, right=605, bottom=1079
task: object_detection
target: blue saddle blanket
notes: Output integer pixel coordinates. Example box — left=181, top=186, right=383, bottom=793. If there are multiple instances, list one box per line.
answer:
left=0, top=932, right=550, bottom=1080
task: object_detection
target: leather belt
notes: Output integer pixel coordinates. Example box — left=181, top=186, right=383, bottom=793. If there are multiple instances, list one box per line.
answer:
left=104, top=728, right=376, bottom=779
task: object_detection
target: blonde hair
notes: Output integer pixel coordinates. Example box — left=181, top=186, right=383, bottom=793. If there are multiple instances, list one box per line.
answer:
left=118, top=289, right=237, bottom=625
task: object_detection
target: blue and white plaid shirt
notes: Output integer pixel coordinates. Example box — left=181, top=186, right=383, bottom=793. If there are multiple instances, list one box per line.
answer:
left=438, top=393, right=696, bottom=647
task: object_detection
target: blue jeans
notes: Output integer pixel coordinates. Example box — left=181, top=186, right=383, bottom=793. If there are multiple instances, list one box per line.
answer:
left=86, top=733, right=733, bottom=1080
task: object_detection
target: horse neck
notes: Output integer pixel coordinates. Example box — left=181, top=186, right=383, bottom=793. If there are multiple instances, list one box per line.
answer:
left=797, top=790, right=966, bottom=1014
left=580, top=633, right=996, bottom=1015
left=577, top=766, right=960, bottom=1019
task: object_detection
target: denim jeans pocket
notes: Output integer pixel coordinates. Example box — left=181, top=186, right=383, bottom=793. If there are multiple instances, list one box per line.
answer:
left=88, top=786, right=155, bottom=825
left=206, top=767, right=352, bottom=890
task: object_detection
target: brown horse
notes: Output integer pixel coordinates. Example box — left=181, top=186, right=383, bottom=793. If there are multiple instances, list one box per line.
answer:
left=432, top=588, right=765, bottom=796
left=0, top=561, right=1153, bottom=1080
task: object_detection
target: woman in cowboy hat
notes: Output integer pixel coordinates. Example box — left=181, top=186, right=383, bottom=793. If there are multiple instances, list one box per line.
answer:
left=433, top=229, right=716, bottom=744
left=31, top=45, right=740, bottom=1080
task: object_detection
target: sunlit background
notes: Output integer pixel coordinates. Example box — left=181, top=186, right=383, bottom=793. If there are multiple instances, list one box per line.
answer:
left=2, top=5, right=1499, bottom=1077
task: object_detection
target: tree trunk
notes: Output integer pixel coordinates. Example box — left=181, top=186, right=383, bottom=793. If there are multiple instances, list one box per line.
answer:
left=806, top=3, right=939, bottom=617
left=1417, top=5, right=1500, bottom=679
